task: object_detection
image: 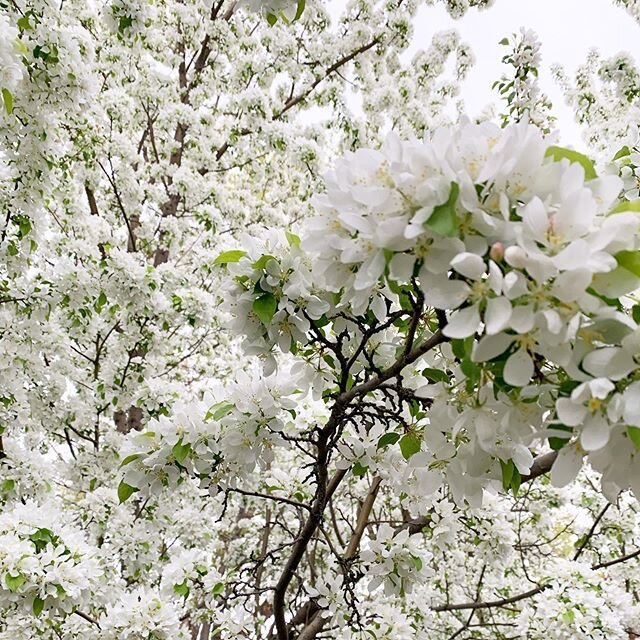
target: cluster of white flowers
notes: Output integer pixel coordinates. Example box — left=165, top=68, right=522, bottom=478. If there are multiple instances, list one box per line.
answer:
left=120, top=371, right=299, bottom=496
left=0, top=15, right=22, bottom=97
left=515, top=559, right=639, bottom=639
left=218, top=120, right=640, bottom=502
left=221, top=231, right=330, bottom=374
left=100, top=587, right=186, bottom=640
left=0, top=502, right=102, bottom=617
left=361, top=524, right=433, bottom=596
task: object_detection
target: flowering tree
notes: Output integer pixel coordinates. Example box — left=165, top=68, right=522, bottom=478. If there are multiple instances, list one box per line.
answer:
left=2, top=0, right=640, bottom=639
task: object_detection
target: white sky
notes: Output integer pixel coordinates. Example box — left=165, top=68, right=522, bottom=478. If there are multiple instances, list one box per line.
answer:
left=411, top=0, right=640, bottom=147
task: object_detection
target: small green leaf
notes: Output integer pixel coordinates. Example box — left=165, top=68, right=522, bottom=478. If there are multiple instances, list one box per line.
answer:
left=613, top=145, right=631, bottom=161
left=33, top=597, right=44, bottom=616
left=252, top=254, right=277, bottom=270
left=118, top=15, right=134, bottom=33
left=294, top=0, right=305, bottom=20
left=633, top=305, right=640, bottom=324
left=545, top=145, right=597, bottom=180
left=172, top=439, right=191, bottom=464
left=1, top=479, right=15, bottom=492
left=377, top=432, right=401, bottom=449
left=610, top=200, right=640, bottom=215
left=500, top=459, right=514, bottom=491
left=2, top=88, right=13, bottom=115
left=5, top=573, right=25, bottom=592
left=616, top=250, right=640, bottom=277
left=212, top=581, right=225, bottom=596
left=252, top=292, right=277, bottom=325
left=173, top=582, right=190, bottom=598
left=425, top=182, right=459, bottom=237
left=628, top=426, right=640, bottom=451
left=17, top=15, right=32, bottom=30
left=411, top=554, right=423, bottom=571
left=120, top=453, right=142, bottom=467
left=499, top=37, right=509, bottom=45
left=285, top=230, right=301, bottom=247
left=118, top=481, right=138, bottom=503
left=266, top=12, right=277, bottom=25
left=399, top=433, right=421, bottom=460
left=352, top=461, right=368, bottom=477
left=422, top=368, right=449, bottom=384
left=511, top=468, right=521, bottom=497
left=95, top=291, right=107, bottom=312
left=206, top=401, right=234, bottom=421
left=213, top=250, right=247, bottom=265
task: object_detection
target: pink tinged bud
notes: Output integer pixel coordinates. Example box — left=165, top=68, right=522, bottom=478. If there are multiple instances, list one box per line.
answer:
left=490, top=242, right=505, bottom=262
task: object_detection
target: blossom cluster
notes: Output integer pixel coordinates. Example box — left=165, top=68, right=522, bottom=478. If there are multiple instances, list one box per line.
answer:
left=219, top=120, right=640, bottom=500
left=120, top=372, right=299, bottom=497
left=0, top=502, right=102, bottom=617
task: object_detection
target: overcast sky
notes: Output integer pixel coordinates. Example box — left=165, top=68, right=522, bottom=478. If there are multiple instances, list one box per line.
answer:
left=412, top=0, right=640, bottom=147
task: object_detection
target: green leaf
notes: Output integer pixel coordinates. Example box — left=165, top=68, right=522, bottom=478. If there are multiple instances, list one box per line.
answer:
left=613, top=145, right=631, bottom=161
left=1, top=479, right=15, bottom=492
left=616, top=250, right=640, bottom=277
left=285, top=230, right=301, bottom=247
left=511, top=468, right=521, bottom=497
left=2, top=88, right=13, bottom=115
left=212, top=581, right=225, bottom=596
left=172, top=439, right=191, bottom=464
left=628, top=426, right=640, bottom=451
left=5, top=573, right=25, bottom=592
left=399, top=433, right=421, bottom=460
left=294, top=0, right=306, bottom=20
left=377, top=432, right=401, bottom=449
left=173, top=582, right=190, bottom=598
left=120, top=453, right=142, bottom=467
left=118, top=15, right=134, bottom=33
left=548, top=424, right=573, bottom=451
left=266, top=12, right=277, bottom=25
left=422, top=368, right=450, bottom=384
left=633, top=305, right=640, bottom=324
left=545, top=145, right=597, bottom=180
left=206, top=401, right=234, bottom=421
left=411, top=554, right=423, bottom=571
left=118, top=481, right=138, bottom=503
left=17, top=15, right=32, bottom=30
left=33, top=597, right=44, bottom=616
left=252, top=292, right=277, bottom=325
left=95, top=291, right=107, bottom=312
left=252, top=254, right=277, bottom=270
left=213, top=250, right=247, bottom=265
left=425, top=182, right=459, bottom=237
left=500, top=459, right=515, bottom=492
left=499, top=37, right=509, bottom=45
left=610, top=200, right=640, bottom=215
left=352, top=461, right=368, bottom=477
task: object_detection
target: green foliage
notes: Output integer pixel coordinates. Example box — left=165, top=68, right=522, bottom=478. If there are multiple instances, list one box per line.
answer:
left=545, top=146, right=597, bottom=180
left=253, top=292, right=277, bottom=325
left=213, top=250, right=247, bottom=265
left=5, top=573, right=25, bottom=592
left=1, top=88, right=13, bottom=115
left=425, top=182, right=459, bottom=237
left=377, top=432, right=401, bottom=449
left=118, top=481, right=139, bottom=503
left=172, top=439, right=192, bottom=464
left=399, top=433, right=421, bottom=459
left=499, top=459, right=521, bottom=496
left=628, top=426, right=640, bottom=451
left=33, top=597, right=45, bottom=616
left=352, top=461, right=368, bottom=477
